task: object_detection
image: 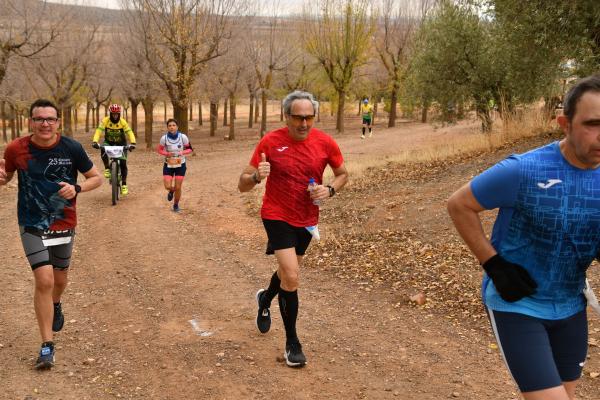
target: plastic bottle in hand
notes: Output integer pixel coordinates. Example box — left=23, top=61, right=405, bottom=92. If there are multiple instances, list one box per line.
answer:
left=308, top=178, right=321, bottom=206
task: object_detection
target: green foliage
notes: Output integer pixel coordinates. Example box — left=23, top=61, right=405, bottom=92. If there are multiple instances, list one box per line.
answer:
left=406, top=0, right=571, bottom=131
left=489, top=0, right=600, bottom=76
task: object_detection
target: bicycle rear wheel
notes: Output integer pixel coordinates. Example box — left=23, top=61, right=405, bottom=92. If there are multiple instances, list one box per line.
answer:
left=111, top=161, right=119, bottom=205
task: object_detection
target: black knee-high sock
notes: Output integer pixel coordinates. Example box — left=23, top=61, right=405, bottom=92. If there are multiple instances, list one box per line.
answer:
left=261, top=271, right=280, bottom=307
left=278, top=288, right=299, bottom=343
left=369, top=127, right=372, bottom=133
left=362, top=127, right=365, bottom=135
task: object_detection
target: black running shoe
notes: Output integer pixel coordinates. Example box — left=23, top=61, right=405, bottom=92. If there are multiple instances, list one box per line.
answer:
left=52, top=303, right=64, bottom=332
left=167, top=191, right=174, bottom=201
left=35, top=342, right=55, bottom=370
left=284, top=341, right=307, bottom=367
left=255, top=289, right=271, bottom=334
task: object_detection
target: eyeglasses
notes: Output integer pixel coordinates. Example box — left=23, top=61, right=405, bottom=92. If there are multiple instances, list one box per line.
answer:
left=289, top=114, right=315, bottom=122
left=32, top=117, right=59, bottom=125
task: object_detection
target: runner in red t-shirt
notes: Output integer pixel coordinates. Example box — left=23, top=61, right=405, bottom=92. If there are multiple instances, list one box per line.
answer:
left=238, top=91, right=348, bottom=367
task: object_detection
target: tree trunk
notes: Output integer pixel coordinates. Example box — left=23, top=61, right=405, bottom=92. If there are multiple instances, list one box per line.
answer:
left=280, top=100, right=283, bottom=122
left=16, top=111, right=22, bottom=136
left=254, top=95, right=259, bottom=123
left=163, top=101, right=167, bottom=122
left=189, top=101, right=193, bottom=121
left=223, top=98, right=228, bottom=126
left=1, top=101, right=7, bottom=143
left=358, top=99, right=361, bottom=116
left=228, top=95, right=235, bottom=140
left=130, top=100, right=139, bottom=135
left=73, top=107, right=78, bottom=132
left=95, top=103, right=101, bottom=126
left=388, top=90, right=398, bottom=127
left=421, top=97, right=429, bottom=123
left=317, top=102, right=321, bottom=122
left=198, top=101, right=203, bottom=126
left=477, top=107, right=493, bottom=133
left=173, top=102, right=189, bottom=134
left=85, top=103, right=90, bottom=132
left=248, top=93, right=254, bottom=128
left=209, top=101, right=218, bottom=137
left=9, top=104, right=16, bottom=140
left=336, top=90, right=346, bottom=133
left=260, top=91, right=267, bottom=137
left=142, top=98, right=154, bottom=149
left=63, top=106, right=73, bottom=137
left=103, top=104, right=108, bottom=117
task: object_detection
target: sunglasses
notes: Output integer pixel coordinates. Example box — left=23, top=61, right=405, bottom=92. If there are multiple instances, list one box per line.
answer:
left=289, top=114, right=315, bottom=122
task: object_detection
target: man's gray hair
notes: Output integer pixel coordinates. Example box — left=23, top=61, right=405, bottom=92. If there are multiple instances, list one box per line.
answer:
left=282, top=91, right=319, bottom=115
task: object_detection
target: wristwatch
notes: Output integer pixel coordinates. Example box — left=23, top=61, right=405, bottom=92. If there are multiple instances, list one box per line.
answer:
left=326, top=185, right=335, bottom=197
left=74, top=184, right=82, bottom=194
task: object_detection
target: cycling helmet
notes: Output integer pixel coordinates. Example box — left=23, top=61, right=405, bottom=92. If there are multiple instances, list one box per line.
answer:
left=109, top=104, right=122, bottom=114
left=363, top=98, right=369, bottom=104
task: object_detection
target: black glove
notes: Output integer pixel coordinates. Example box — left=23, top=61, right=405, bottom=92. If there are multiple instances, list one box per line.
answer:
left=92, top=142, right=100, bottom=149
left=129, top=144, right=136, bottom=151
left=482, top=254, right=537, bottom=302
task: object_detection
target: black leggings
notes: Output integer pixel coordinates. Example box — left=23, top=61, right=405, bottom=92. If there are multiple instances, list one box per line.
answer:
left=101, top=150, right=128, bottom=184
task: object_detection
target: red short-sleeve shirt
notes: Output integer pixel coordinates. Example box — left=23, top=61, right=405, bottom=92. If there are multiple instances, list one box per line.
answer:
left=250, top=127, right=344, bottom=227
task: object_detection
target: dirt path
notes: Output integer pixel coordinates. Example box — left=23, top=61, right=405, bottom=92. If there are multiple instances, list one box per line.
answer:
left=1, top=117, right=598, bottom=399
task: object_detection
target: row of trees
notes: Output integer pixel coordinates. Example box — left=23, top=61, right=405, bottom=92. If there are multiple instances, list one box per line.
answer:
left=0, top=0, right=598, bottom=145
left=406, top=0, right=600, bottom=132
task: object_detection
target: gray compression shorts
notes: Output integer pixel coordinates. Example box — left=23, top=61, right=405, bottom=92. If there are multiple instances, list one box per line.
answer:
left=19, top=226, right=75, bottom=270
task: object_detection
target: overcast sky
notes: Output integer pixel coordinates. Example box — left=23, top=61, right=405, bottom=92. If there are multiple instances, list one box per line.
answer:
left=48, top=0, right=305, bottom=14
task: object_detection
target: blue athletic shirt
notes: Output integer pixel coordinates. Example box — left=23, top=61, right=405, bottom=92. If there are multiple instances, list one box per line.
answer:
left=471, top=141, right=600, bottom=319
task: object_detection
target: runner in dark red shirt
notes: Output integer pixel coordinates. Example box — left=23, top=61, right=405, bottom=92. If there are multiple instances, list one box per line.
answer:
left=1, top=99, right=102, bottom=370
left=238, top=90, right=348, bottom=367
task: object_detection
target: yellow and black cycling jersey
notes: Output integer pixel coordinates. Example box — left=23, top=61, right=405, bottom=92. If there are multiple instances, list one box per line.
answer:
left=93, top=116, right=136, bottom=145
left=361, top=103, right=374, bottom=118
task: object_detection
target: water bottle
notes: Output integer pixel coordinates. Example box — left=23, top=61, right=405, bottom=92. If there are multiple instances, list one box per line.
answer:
left=308, top=178, right=321, bottom=206
left=305, top=225, right=320, bottom=241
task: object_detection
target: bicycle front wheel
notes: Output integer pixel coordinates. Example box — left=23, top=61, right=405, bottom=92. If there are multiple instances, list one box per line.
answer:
left=111, top=161, right=119, bottom=205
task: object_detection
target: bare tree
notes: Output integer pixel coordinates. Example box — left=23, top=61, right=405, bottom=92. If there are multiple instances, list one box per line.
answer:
left=244, top=2, right=296, bottom=137
left=117, top=28, right=164, bottom=147
left=217, top=57, right=246, bottom=140
left=303, top=0, right=375, bottom=133
left=375, top=0, right=431, bottom=127
left=27, top=25, right=97, bottom=136
left=125, top=0, right=240, bottom=135
left=0, top=0, right=63, bottom=87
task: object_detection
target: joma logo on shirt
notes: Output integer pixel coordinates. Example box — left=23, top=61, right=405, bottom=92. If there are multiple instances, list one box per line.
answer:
left=537, top=179, right=562, bottom=189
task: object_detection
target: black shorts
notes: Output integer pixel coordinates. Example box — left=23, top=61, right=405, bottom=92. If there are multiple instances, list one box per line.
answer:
left=163, top=162, right=187, bottom=177
left=19, top=226, right=75, bottom=270
left=262, top=219, right=312, bottom=256
left=487, top=307, right=588, bottom=392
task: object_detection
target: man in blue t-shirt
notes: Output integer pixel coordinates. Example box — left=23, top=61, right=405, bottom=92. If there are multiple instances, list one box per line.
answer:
left=0, top=99, right=102, bottom=370
left=447, top=75, right=600, bottom=400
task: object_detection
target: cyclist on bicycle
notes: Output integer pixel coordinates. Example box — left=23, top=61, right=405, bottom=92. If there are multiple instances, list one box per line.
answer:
left=92, top=104, right=136, bottom=195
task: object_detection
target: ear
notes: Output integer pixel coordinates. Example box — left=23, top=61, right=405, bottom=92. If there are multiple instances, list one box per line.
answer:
left=556, top=114, right=569, bottom=133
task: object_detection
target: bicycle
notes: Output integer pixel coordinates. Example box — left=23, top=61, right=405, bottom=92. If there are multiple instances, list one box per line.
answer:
left=99, top=145, right=133, bottom=205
